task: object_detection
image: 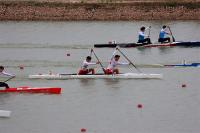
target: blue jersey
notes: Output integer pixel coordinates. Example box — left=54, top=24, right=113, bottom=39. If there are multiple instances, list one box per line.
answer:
left=159, top=29, right=166, bottom=38
left=138, top=31, right=145, bottom=41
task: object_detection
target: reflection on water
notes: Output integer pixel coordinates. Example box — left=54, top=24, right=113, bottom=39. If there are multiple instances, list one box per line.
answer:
left=79, top=79, right=121, bottom=88
left=137, top=47, right=151, bottom=54
left=158, top=47, right=174, bottom=54
left=79, top=79, right=96, bottom=87
left=103, top=79, right=120, bottom=87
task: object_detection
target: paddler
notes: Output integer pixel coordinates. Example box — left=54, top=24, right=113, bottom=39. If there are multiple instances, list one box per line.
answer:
left=0, top=66, right=15, bottom=89
left=78, top=56, right=99, bottom=75
left=137, top=26, right=152, bottom=44
left=104, top=55, right=130, bottom=74
left=158, top=25, right=171, bottom=43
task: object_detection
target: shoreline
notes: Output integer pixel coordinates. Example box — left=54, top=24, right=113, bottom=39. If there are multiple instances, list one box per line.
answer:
left=0, top=1, right=200, bottom=21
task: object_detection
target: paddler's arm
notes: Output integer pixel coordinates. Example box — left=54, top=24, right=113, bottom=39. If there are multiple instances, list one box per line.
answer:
left=144, top=26, right=151, bottom=37
left=117, top=62, right=130, bottom=66
left=164, top=26, right=172, bottom=36
left=1, top=71, right=15, bottom=77
left=85, top=62, right=99, bottom=65
left=164, top=28, right=171, bottom=35
left=140, top=32, right=149, bottom=38
left=110, top=49, right=118, bottom=60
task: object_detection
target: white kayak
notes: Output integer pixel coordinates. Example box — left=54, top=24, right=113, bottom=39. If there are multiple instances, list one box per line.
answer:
left=29, top=73, right=163, bottom=79
left=0, top=110, right=11, bottom=118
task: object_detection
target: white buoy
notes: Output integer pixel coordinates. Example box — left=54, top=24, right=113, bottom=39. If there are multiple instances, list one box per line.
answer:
left=0, top=110, right=11, bottom=118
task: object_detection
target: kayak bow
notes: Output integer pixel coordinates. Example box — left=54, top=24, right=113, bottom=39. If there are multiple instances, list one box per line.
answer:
left=0, top=87, right=61, bottom=94
left=164, top=63, right=200, bottom=67
left=0, top=110, right=11, bottom=118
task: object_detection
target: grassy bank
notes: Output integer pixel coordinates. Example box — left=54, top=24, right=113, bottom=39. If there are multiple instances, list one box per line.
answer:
left=1, top=0, right=200, bottom=8
left=0, top=0, right=200, bottom=21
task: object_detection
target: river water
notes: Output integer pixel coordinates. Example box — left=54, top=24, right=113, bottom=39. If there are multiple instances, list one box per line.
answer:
left=0, top=21, right=200, bottom=133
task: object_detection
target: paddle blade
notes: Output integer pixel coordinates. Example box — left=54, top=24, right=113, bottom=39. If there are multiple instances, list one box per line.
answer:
left=172, top=36, right=175, bottom=42
left=168, top=26, right=175, bottom=42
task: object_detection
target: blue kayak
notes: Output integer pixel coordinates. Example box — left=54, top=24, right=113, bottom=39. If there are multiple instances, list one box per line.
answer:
left=165, top=63, right=200, bottom=67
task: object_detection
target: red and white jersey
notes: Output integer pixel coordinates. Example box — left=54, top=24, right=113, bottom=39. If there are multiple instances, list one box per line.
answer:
left=107, top=58, right=129, bottom=70
left=81, top=60, right=96, bottom=70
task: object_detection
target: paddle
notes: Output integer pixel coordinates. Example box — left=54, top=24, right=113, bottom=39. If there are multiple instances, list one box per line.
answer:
left=116, top=47, right=142, bottom=73
left=0, top=76, right=15, bottom=87
left=89, top=48, right=93, bottom=57
left=91, top=49, right=106, bottom=73
left=148, top=26, right=151, bottom=37
left=168, top=26, right=175, bottom=42
left=147, top=26, right=152, bottom=44
left=1, top=76, right=15, bottom=83
left=109, top=48, right=117, bottom=61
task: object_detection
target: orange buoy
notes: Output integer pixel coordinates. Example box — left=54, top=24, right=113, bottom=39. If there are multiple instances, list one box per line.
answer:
left=81, top=128, right=86, bottom=132
left=19, top=65, right=24, bottom=70
left=182, top=84, right=186, bottom=88
left=137, top=104, right=143, bottom=109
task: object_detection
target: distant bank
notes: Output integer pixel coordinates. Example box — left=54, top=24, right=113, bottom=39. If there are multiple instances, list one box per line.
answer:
left=0, top=1, right=200, bottom=21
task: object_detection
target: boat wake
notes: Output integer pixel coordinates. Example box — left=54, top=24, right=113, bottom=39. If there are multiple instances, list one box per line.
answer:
left=0, top=43, right=92, bottom=49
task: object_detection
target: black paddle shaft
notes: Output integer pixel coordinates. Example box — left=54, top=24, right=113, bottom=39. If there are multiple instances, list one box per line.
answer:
left=91, top=49, right=106, bottom=73
left=168, top=26, right=175, bottom=42
left=2, top=76, right=14, bottom=83
left=117, top=48, right=142, bottom=73
left=0, top=76, right=14, bottom=86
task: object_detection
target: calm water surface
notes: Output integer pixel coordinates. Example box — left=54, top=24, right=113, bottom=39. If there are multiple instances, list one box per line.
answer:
left=0, top=21, right=200, bottom=133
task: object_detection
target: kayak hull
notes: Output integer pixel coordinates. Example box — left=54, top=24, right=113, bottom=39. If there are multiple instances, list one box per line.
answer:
left=175, top=41, right=200, bottom=47
left=0, top=110, right=11, bottom=118
left=164, top=63, right=200, bottom=67
left=29, top=73, right=163, bottom=79
left=94, top=43, right=148, bottom=48
left=142, top=43, right=176, bottom=48
left=0, top=87, right=61, bottom=94
left=94, top=41, right=200, bottom=48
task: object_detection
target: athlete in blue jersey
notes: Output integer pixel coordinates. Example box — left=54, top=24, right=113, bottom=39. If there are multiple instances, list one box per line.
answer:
left=158, top=25, right=171, bottom=43
left=137, top=26, right=152, bottom=44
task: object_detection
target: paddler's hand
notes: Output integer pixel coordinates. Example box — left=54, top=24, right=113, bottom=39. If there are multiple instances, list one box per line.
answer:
left=166, top=32, right=171, bottom=35
left=96, top=61, right=100, bottom=64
